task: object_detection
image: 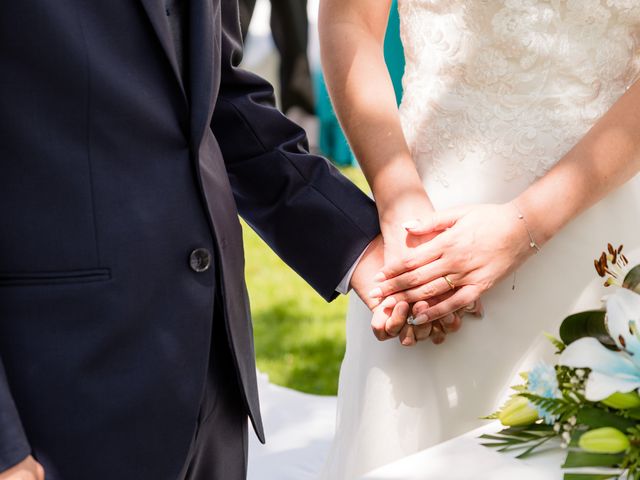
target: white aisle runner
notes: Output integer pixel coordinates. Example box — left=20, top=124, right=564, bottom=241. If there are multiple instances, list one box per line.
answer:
left=247, top=373, right=337, bottom=480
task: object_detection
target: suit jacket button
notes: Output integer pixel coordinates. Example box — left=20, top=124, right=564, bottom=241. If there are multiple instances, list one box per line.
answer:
left=189, top=248, right=212, bottom=273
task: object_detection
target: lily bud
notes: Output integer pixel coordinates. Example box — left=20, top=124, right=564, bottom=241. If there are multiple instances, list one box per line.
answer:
left=601, top=391, right=640, bottom=410
left=579, top=427, right=630, bottom=454
left=498, top=396, right=539, bottom=427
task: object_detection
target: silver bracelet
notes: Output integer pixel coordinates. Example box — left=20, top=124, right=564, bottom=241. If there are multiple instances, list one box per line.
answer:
left=512, top=202, right=541, bottom=252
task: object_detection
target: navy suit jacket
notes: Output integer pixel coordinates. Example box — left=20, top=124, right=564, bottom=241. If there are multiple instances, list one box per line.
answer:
left=0, top=0, right=379, bottom=477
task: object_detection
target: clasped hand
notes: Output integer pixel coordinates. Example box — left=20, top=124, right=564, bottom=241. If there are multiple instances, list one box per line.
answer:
left=0, top=456, right=45, bottom=480
left=365, top=203, right=536, bottom=346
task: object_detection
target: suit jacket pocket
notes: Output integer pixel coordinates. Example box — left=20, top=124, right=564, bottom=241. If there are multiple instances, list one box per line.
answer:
left=0, top=268, right=111, bottom=287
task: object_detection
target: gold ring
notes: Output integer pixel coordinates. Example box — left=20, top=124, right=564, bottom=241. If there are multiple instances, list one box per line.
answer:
left=443, top=275, right=455, bottom=290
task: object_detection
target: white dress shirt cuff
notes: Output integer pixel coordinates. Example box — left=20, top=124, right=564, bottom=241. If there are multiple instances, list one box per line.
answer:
left=335, top=246, right=369, bottom=295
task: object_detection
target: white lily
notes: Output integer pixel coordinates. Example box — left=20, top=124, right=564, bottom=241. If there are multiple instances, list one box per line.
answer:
left=559, top=288, right=640, bottom=401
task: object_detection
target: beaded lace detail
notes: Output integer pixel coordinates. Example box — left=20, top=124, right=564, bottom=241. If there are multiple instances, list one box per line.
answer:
left=398, top=0, right=640, bottom=185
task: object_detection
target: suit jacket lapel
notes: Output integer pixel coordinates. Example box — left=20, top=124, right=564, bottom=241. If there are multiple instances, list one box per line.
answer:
left=188, top=0, right=215, bottom=149
left=139, top=0, right=188, bottom=103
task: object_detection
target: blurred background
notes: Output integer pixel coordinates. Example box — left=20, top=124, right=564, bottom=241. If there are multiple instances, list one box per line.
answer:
left=239, top=0, right=404, bottom=395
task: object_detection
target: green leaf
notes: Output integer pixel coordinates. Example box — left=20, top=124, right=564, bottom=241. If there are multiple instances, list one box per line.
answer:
left=501, top=424, right=554, bottom=434
left=480, top=425, right=557, bottom=455
left=562, top=451, right=625, bottom=468
left=577, top=408, right=637, bottom=431
left=481, top=412, right=500, bottom=420
left=563, top=474, right=619, bottom=480
left=497, top=443, right=536, bottom=453
left=625, top=407, right=640, bottom=420
left=516, top=436, right=554, bottom=459
left=568, top=429, right=586, bottom=448
left=481, top=442, right=516, bottom=448
left=479, top=434, right=528, bottom=442
left=559, top=310, right=617, bottom=349
left=623, top=265, right=640, bottom=294
left=520, top=393, right=579, bottom=418
left=544, top=332, right=567, bottom=353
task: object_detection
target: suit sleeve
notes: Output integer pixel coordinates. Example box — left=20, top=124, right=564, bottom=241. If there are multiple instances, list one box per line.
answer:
left=211, top=1, right=380, bottom=302
left=0, top=361, right=30, bottom=471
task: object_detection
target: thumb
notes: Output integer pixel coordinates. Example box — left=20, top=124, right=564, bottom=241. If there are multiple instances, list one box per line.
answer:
left=402, top=207, right=469, bottom=235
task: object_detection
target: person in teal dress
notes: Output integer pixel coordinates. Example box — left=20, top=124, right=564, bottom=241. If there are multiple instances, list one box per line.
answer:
left=313, top=0, right=405, bottom=166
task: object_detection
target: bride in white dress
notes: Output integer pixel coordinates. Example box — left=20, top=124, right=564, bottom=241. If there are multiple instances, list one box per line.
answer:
left=317, top=1, right=640, bottom=478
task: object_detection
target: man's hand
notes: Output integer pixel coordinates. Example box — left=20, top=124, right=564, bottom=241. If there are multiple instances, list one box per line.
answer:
left=351, top=235, right=434, bottom=346
left=0, top=456, right=45, bottom=480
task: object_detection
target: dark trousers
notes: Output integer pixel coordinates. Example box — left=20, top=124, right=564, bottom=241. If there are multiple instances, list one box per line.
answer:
left=179, top=299, right=249, bottom=480
left=239, top=0, right=315, bottom=114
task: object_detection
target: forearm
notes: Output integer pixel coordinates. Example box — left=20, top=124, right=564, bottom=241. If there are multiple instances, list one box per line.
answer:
left=516, top=80, right=640, bottom=243
left=319, top=1, right=432, bottom=229
left=214, top=0, right=380, bottom=300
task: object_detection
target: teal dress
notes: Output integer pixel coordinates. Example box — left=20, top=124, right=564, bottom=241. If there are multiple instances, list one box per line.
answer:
left=313, top=1, right=405, bottom=166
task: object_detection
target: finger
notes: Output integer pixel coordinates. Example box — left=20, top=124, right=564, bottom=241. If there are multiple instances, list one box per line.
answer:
left=374, top=235, right=448, bottom=282
left=422, top=286, right=481, bottom=323
left=382, top=274, right=463, bottom=307
left=403, top=207, right=470, bottom=236
left=371, top=259, right=450, bottom=299
left=412, top=300, right=430, bottom=317
left=414, top=321, right=433, bottom=341
left=385, top=301, right=410, bottom=337
left=430, top=321, right=446, bottom=345
left=398, top=324, right=416, bottom=347
left=441, top=313, right=462, bottom=334
left=412, top=291, right=455, bottom=317
left=463, top=299, right=485, bottom=318
left=370, top=298, right=397, bottom=341
left=368, top=291, right=398, bottom=309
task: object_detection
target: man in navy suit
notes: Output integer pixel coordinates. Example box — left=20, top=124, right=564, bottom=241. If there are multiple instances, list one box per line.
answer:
left=0, top=1, right=396, bottom=479
left=238, top=0, right=315, bottom=116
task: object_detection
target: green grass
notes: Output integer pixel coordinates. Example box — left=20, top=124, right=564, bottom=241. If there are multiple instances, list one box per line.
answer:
left=242, top=166, right=368, bottom=396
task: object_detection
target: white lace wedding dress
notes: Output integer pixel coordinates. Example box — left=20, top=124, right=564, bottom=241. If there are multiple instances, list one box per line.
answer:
left=320, top=1, right=640, bottom=478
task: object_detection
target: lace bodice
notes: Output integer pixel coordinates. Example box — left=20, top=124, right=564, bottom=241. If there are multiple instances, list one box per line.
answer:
left=398, top=0, right=640, bottom=188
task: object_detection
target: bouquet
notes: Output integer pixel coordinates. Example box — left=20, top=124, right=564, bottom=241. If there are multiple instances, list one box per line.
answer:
left=483, top=244, right=640, bottom=480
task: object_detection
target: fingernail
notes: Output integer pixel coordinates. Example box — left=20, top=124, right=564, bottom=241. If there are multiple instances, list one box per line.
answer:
left=373, top=272, right=386, bottom=282
left=380, top=296, right=397, bottom=309
left=402, top=220, right=421, bottom=230
left=369, top=287, right=383, bottom=299
left=402, top=337, right=414, bottom=346
left=412, top=314, right=429, bottom=325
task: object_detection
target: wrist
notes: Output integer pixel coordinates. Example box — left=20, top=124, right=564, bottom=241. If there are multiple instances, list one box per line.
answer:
left=507, top=201, right=544, bottom=263
left=369, top=158, right=429, bottom=213
left=378, top=191, right=434, bottom=232
left=350, top=234, right=384, bottom=310
left=511, top=196, right=554, bottom=247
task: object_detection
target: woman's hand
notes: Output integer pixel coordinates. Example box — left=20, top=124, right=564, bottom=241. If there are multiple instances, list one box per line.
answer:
left=376, top=189, right=466, bottom=343
left=378, top=204, right=437, bottom=345
left=371, top=203, right=537, bottom=324
left=372, top=207, right=472, bottom=346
